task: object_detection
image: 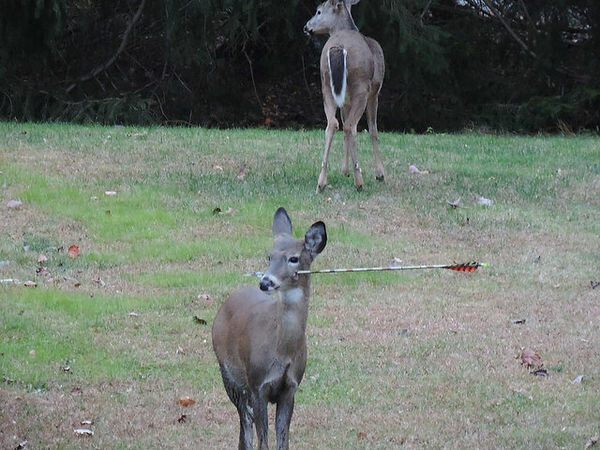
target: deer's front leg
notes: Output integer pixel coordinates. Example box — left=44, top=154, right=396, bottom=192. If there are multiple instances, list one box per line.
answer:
left=253, top=392, right=269, bottom=450
left=275, top=389, right=296, bottom=450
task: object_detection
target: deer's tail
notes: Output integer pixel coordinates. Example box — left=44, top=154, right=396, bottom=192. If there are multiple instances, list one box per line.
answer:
left=327, top=46, right=347, bottom=108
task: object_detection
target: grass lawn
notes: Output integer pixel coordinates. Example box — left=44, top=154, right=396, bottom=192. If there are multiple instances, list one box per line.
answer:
left=1, top=122, right=599, bottom=449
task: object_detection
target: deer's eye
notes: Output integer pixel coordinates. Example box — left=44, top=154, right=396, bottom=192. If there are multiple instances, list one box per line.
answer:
left=317, top=9, right=321, bottom=14
left=288, top=256, right=299, bottom=264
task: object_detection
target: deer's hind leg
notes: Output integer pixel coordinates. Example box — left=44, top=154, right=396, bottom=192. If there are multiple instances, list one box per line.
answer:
left=317, top=93, right=339, bottom=192
left=342, top=92, right=368, bottom=191
left=366, top=91, right=385, bottom=181
left=340, top=108, right=350, bottom=177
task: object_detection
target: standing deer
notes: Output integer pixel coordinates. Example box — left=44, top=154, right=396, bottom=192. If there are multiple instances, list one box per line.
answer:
left=212, top=207, right=327, bottom=450
left=304, top=0, right=385, bottom=192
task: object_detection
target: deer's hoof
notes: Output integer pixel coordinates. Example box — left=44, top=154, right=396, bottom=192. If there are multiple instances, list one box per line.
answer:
left=317, top=172, right=328, bottom=193
left=355, top=184, right=363, bottom=192
left=376, top=174, right=385, bottom=182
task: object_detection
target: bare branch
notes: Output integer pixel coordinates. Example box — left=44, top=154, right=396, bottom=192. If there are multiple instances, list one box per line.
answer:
left=420, top=0, right=433, bottom=26
left=66, top=0, right=146, bottom=93
left=241, top=29, right=262, bottom=109
left=481, top=0, right=536, bottom=58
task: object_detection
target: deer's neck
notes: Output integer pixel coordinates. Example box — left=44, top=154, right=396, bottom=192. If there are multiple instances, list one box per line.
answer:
left=276, top=278, right=310, bottom=332
left=332, top=10, right=358, bottom=33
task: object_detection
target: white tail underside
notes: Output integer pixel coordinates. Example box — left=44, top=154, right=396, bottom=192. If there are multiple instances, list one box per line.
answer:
left=327, top=48, right=347, bottom=108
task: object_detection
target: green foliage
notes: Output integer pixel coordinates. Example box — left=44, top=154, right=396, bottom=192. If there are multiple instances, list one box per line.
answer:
left=0, top=1, right=598, bottom=131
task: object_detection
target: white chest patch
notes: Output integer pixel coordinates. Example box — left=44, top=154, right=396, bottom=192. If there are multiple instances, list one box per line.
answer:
left=281, top=287, right=303, bottom=304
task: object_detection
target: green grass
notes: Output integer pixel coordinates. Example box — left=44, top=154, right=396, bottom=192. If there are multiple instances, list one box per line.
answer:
left=1, top=122, right=599, bottom=449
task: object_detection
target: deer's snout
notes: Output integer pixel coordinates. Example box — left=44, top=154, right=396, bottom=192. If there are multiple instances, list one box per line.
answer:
left=259, top=276, right=280, bottom=292
left=303, top=24, right=313, bottom=36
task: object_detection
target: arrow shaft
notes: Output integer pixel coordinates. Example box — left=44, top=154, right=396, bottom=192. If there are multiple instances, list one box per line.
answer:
left=245, top=262, right=485, bottom=278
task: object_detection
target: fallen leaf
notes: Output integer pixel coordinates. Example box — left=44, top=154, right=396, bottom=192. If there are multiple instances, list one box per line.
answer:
left=519, top=347, right=543, bottom=369
left=7, top=199, right=23, bottom=209
left=591, top=281, right=599, bottom=289
left=73, top=428, right=94, bottom=436
left=29, top=349, right=35, bottom=356
left=71, top=387, right=83, bottom=395
left=510, top=318, right=526, bottom=325
left=212, top=165, right=224, bottom=172
left=357, top=431, right=367, bottom=440
left=24, top=280, right=37, bottom=287
left=178, top=396, right=196, bottom=407
left=94, top=278, right=106, bottom=287
left=14, top=440, right=28, bottom=450
left=37, top=254, right=48, bottom=264
left=127, top=131, right=147, bottom=137
left=196, top=293, right=211, bottom=303
left=128, top=311, right=139, bottom=317
left=477, top=196, right=494, bottom=206
left=571, top=374, right=583, bottom=384
left=193, top=316, right=207, bottom=325
left=105, top=190, right=117, bottom=196
left=213, top=206, right=235, bottom=215
left=408, top=164, right=429, bottom=174
left=586, top=434, right=599, bottom=449
left=533, top=369, right=548, bottom=377
left=80, top=419, right=93, bottom=425
left=446, top=198, right=461, bottom=208
left=177, top=414, right=187, bottom=423
left=68, top=245, right=79, bottom=259
left=237, top=164, right=248, bottom=179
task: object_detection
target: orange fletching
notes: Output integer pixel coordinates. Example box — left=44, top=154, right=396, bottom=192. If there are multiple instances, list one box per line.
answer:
left=447, top=262, right=480, bottom=272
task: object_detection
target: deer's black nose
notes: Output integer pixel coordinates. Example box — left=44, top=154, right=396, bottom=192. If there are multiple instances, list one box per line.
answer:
left=303, top=25, right=312, bottom=36
left=259, top=278, right=273, bottom=291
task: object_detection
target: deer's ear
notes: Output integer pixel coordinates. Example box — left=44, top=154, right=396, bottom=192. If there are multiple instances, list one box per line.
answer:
left=305, top=221, right=327, bottom=257
left=346, top=0, right=360, bottom=5
left=333, top=0, right=344, bottom=9
left=272, top=207, right=293, bottom=236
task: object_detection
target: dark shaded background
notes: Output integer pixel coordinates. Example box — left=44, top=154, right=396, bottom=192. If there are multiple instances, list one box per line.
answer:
left=1, top=0, right=598, bottom=132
